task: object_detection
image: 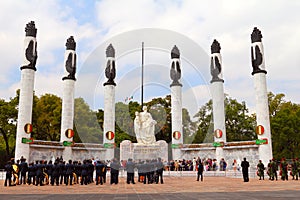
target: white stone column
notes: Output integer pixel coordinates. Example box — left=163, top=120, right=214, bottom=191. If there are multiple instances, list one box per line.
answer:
left=60, top=79, right=75, bottom=142
left=60, top=36, right=77, bottom=161
left=15, top=21, right=37, bottom=161
left=210, top=40, right=226, bottom=162
left=15, top=69, right=35, bottom=161
left=103, top=44, right=116, bottom=161
left=251, top=27, right=272, bottom=165
left=103, top=84, right=115, bottom=160
left=170, top=46, right=183, bottom=161
left=171, top=85, right=183, bottom=160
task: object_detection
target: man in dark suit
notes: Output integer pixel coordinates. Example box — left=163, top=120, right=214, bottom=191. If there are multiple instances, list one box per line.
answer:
left=126, top=158, right=135, bottom=184
left=65, top=160, right=74, bottom=185
left=241, top=157, right=250, bottom=182
left=19, top=156, right=28, bottom=185
left=110, top=158, right=121, bottom=184
left=155, top=158, right=164, bottom=184
left=196, top=159, right=204, bottom=181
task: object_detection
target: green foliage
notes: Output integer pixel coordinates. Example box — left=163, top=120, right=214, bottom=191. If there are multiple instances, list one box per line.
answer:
left=74, top=97, right=102, bottom=143
left=0, top=91, right=19, bottom=163
left=192, top=95, right=256, bottom=143
left=269, top=92, right=300, bottom=159
left=33, top=94, right=62, bottom=141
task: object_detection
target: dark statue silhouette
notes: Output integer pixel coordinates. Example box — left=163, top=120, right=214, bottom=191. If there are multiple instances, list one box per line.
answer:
left=210, top=56, right=221, bottom=82
left=104, top=44, right=116, bottom=86
left=65, top=53, right=76, bottom=80
left=24, top=40, right=37, bottom=71
left=170, top=45, right=182, bottom=86
left=251, top=45, right=263, bottom=73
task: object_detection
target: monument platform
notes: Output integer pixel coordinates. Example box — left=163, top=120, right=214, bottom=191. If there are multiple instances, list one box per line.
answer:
left=120, top=140, right=168, bottom=161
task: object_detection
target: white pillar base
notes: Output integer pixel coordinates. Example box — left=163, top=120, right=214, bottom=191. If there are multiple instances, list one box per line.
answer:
left=103, top=85, right=115, bottom=159
left=254, top=73, right=272, bottom=165
left=15, top=69, right=35, bottom=161
left=60, top=79, right=75, bottom=142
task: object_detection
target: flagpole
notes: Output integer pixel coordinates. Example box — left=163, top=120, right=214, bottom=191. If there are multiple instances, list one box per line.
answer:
left=141, top=42, right=144, bottom=107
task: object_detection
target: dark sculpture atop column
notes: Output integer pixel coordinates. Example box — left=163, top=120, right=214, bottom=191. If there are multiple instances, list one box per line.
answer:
left=66, top=36, right=76, bottom=50
left=63, top=36, right=76, bottom=81
left=21, top=21, right=37, bottom=71
left=251, top=27, right=262, bottom=43
left=25, top=21, right=37, bottom=37
left=104, top=44, right=116, bottom=86
left=170, top=45, right=182, bottom=87
left=210, top=39, right=224, bottom=83
left=251, top=27, right=266, bottom=75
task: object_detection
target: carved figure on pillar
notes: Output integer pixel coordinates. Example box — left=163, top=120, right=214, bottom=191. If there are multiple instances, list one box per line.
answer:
left=170, top=45, right=182, bottom=87
left=104, top=44, right=116, bottom=86
left=251, top=27, right=266, bottom=75
left=64, top=36, right=76, bottom=80
left=21, top=21, right=37, bottom=71
left=210, top=39, right=224, bottom=83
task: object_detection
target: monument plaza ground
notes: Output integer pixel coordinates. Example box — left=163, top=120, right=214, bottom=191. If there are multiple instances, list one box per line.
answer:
left=1, top=176, right=300, bottom=199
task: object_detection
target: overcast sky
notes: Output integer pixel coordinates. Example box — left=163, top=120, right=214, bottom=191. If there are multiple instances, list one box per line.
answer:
left=0, top=0, right=299, bottom=117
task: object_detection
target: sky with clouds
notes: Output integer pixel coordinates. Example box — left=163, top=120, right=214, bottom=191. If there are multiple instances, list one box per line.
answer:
left=1, top=0, right=299, bottom=118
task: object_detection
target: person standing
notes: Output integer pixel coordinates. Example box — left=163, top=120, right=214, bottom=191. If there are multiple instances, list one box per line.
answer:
left=65, top=159, right=74, bottom=185
left=257, top=160, right=265, bottom=180
left=241, top=158, right=250, bottom=182
left=19, top=156, right=28, bottom=185
left=4, top=161, right=14, bottom=187
left=155, top=157, right=164, bottom=184
left=110, top=158, right=121, bottom=184
left=80, top=160, right=88, bottom=185
left=27, top=162, right=36, bottom=185
left=280, top=157, right=288, bottom=181
left=291, top=159, right=298, bottom=180
left=196, top=159, right=204, bottom=182
left=51, top=161, right=60, bottom=186
left=126, top=158, right=135, bottom=184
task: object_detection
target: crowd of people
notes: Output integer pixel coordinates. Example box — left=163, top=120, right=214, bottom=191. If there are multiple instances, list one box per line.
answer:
left=3, top=156, right=165, bottom=187
left=3, top=156, right=300, bottom=187
left=256, top=158, right=300, bottom=181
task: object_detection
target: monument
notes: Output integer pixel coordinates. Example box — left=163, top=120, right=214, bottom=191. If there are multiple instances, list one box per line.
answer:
left=210, top=39, right=226, bottom=162
left=251, top=27, right=273, bottom=165
left=61, top=36, right=77, bottom=160
left=15, top=21, right=38, bottom=161
left=103, top=44, right=117, bottom=160
left=170, top=45, right=183, bottom=160
left=120, top=105, right=167, bottom=161
left=134, top=106, right=157, bottom=144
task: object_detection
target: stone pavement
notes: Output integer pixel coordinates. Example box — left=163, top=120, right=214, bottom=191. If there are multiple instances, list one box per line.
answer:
left=1, top=176, right=299, bottom=200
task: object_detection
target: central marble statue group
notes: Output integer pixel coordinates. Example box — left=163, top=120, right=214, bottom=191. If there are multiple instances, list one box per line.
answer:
left=134, top=106, right=157, bottom=144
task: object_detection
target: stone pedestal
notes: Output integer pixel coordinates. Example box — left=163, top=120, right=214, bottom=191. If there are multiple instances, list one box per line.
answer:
left=60, top=79, right=75, bottom=142
left=171, top=85, right=183, bottom=161
left=103, top=85, right=115, bottom=160
left=15, top=68, right=35, bottom=161
left=120, top=140, right=168, bottom=162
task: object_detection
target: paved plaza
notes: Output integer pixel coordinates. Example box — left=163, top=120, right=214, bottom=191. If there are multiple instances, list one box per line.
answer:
left=1, top=176, right=299, bottom=199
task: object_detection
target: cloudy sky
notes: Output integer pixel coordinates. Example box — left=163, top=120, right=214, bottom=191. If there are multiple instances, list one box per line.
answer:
left=1, top=0, right=299, bottom=117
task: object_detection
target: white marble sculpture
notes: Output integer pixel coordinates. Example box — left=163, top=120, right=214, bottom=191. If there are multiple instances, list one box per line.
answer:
left=134, top=106, right=157, bottom=144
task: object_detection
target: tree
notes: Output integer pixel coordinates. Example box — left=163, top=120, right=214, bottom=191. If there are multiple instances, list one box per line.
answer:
left=0, top=91, right=19, bottom=167
left=33, top=94, right=62, bottom=141
left=192, top=100, right=213, bottom=143
left=269, top=92, right=300, bottom=159
left=74, top=97, right=101, bottom=143
left=193, top=95, right=256, bottom=143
